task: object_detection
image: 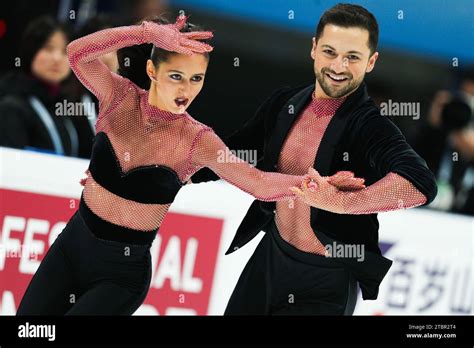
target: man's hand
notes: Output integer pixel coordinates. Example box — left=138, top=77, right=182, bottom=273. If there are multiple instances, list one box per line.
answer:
left=327, top=170, right=365, bottom=191
left=290, top=168, right=365, bottom=213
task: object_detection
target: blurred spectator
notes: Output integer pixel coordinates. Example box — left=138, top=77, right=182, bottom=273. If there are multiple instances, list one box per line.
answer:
left=0, top=16, right=78, bottom=156
left=413, top=66, right=474, bottom=215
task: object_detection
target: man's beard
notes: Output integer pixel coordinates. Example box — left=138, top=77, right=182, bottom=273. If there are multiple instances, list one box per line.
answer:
left=315, top=67, right=363, bottom=98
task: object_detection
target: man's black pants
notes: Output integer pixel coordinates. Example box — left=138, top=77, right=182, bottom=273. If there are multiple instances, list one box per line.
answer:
left=225, top=219, right=358, bottom=315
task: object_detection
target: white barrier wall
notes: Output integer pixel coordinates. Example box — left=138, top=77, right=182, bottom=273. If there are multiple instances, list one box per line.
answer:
left=0, top=147, right=472, bottom=315
left=355, top=209, right=472, bottom=315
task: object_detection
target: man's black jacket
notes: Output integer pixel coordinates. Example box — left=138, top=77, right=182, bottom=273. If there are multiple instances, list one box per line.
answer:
left=192, top=82, right=438, bottom=299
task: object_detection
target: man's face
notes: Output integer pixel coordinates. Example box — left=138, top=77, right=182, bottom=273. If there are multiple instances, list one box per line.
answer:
left=310, top=24, right=378, bottom=98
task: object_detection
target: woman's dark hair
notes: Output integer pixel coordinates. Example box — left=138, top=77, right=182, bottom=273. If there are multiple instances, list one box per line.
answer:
left=315, top=3, right=379, bottom=55
left=20, top=16, right=71, bottom=74
left=117, top=15, right=211, bottom=90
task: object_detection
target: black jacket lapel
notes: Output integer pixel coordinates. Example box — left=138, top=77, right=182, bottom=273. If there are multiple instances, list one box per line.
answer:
left=313, top=82, right=369, bottom=175
left=263, top=85, right=315, bottom=170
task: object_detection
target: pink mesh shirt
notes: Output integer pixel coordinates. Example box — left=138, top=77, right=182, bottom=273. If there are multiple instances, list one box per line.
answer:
left=67, top=21, right=303, bottom=232
left=277, top=92, right=427, bottom=254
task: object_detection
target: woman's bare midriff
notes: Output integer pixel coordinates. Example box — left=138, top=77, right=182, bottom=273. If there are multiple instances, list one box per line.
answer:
left=82, top=174, right=171, bottom=231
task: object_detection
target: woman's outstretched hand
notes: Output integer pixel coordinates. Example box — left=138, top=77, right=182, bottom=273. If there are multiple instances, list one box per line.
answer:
left=144, top=15, right=214, bottom=55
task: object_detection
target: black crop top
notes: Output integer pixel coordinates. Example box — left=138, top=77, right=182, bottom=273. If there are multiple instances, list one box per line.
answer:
left=88, top=132, right=184, bottom=204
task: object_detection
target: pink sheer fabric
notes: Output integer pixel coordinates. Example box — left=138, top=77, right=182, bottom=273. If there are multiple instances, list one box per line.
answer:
left=277, top=93, right=427, bottom=254
left=303, top=170, right=427, bottom=215
left=276, top=96, right=345, bottom=254
left=342, top=172, right=427, bottom=213
left=68, top=21, right=302, bottom=231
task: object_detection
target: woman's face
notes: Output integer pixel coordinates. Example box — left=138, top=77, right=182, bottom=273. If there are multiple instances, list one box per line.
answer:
left=31, top=30, right=70, bottom=84
left=147, top=53, right=208, bottom=114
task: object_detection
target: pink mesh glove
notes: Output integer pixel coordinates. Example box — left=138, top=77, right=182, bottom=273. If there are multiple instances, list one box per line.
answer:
left=290, top=168, right=427, bottom=214
left=143, top=15, right=213, bottom=55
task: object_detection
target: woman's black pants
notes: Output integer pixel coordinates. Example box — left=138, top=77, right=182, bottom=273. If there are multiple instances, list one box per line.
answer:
left=17, top=197, right=155, bottom=315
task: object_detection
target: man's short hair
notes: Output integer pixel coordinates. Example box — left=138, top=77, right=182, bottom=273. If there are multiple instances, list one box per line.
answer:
left=315, top=3, right=379, bottom=54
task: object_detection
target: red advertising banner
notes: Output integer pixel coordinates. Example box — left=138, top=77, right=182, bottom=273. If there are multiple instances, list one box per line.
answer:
left=0, top=188, right=223, bottom=315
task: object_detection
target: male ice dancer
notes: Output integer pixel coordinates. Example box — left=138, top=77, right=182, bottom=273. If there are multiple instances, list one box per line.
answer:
left=192, top=3, right=437, bottom=315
